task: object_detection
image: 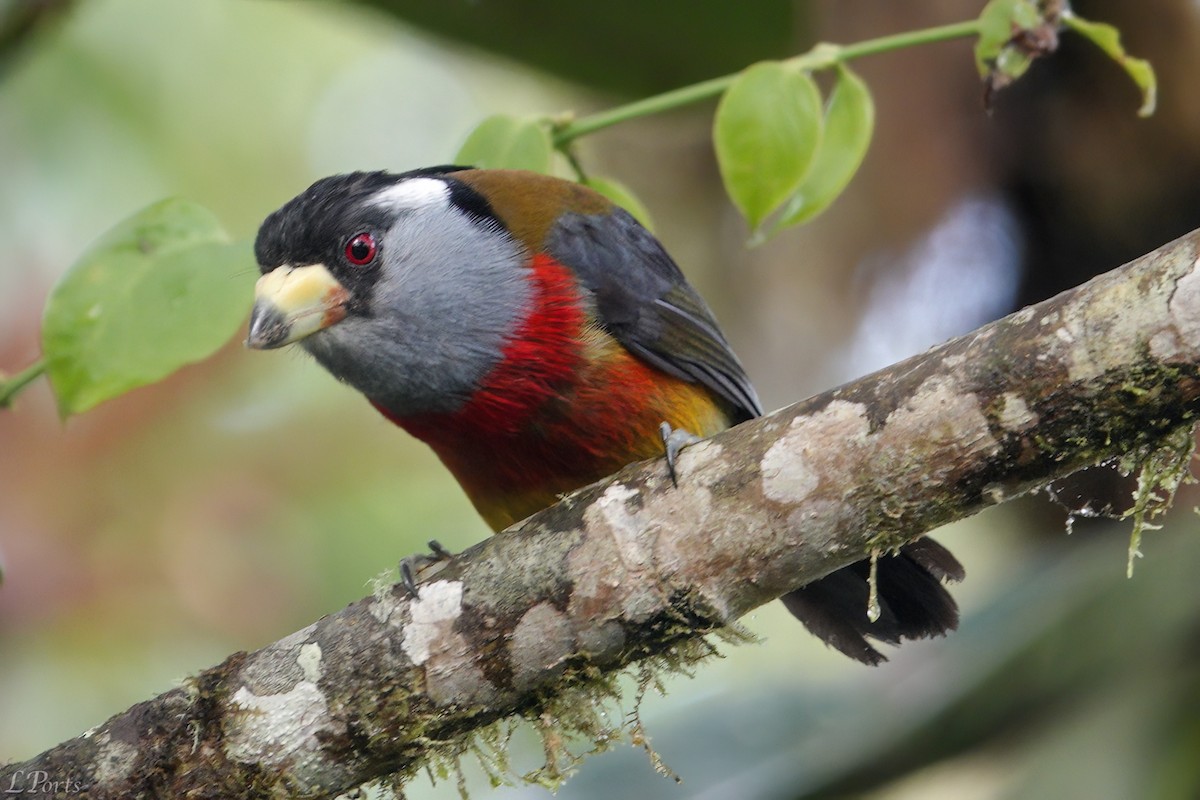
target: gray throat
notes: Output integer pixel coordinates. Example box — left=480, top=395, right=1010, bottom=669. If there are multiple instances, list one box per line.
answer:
left=301, top=206, right=532, bottom=418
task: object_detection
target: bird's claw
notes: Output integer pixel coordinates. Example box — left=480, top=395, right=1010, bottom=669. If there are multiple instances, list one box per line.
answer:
left=400, top=539, right=456, bottom=598
left=427, top=539, right=453, bottom=561
left=659, top=422, right=703, bottom=487
left=400, top=559, right=421, bottom=598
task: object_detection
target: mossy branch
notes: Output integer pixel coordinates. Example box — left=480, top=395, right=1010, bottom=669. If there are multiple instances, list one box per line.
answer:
left=5, top=229, right=1200, bottom=798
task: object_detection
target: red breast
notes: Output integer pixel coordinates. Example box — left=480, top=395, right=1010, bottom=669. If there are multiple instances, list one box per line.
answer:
left=377, top=251, right=732, bottom=531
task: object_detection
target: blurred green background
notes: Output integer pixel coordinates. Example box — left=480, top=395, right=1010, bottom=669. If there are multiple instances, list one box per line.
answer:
left=3, top=1, right=1200, bottom=798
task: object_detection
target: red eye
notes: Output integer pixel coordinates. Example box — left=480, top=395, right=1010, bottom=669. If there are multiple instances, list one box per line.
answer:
left=344, top=232, right=377, bottom=265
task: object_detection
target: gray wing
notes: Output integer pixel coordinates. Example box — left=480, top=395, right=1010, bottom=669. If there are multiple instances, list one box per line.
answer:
left=547, top=208, right=762, bottom=422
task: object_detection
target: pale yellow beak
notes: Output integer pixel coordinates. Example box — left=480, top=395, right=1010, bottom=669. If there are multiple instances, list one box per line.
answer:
left=246, top=264, right=350, bottom=350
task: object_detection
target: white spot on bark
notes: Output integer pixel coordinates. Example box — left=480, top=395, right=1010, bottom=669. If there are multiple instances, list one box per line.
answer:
left=1163, top=257, right=1200, bottom=357
left=882, top=377, right=1000, bottom=461
left=595, top=483, right=639, bottom=524
left=1009, top=306, right=1036, bottom=326
left=761, top=438, right=818, bottom=504
left=298, top=642, right=322, bottom=683
left=761, top=401, right=870, bottom=504
left=1149, top=329, right=1184, bottom=361
left=573, top=476, right=727, bottom=623
left=226, top=680, right=334, bottom=772
left=1062, top=323, right=1097, bottom=381
left=996, top=392, right=1038, bottom=431
left=92, top=732, right=138, bottom=785
left=592, top=482, right=654, bottom=574
left=377, top=579, right=492, bottom=706
left=572, top=482, right=665, bottom=623
left=401, top=580, right=464, bottom=666
left=1061, top=278, right=1148, bottom=382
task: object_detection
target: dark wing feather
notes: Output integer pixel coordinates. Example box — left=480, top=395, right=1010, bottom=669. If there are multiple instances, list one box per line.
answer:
left=547, top=209, right=762, bottom=421
left=548, top=204, right=962, bottom=665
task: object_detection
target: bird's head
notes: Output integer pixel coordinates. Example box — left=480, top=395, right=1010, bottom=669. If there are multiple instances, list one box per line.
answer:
left=247, top=168, right=535, bottom=417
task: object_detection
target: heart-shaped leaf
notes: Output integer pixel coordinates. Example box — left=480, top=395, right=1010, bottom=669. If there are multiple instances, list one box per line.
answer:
left=455, top=114, right=555, bottom=173
left=42, top=199, right=255, bottom=416
left=777, top=64, right=875, bottom=229
left=714, top=61, right=823, bottom=232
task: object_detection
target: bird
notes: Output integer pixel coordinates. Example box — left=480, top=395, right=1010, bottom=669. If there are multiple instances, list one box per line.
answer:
left=246, top=166, right=963, bottom=664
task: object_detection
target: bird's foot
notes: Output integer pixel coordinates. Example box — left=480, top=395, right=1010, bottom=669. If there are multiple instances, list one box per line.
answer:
left=659, top=422, right=703, bottom=487
left=400, top=539, right=455, bottom=598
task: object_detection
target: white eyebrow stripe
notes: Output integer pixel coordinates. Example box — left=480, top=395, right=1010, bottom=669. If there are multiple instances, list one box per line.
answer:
left=369, top=178, right=450, bottom=211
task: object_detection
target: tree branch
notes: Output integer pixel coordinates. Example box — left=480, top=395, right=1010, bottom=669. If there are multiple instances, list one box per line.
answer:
left=6, top=229, right=1200, bottom=798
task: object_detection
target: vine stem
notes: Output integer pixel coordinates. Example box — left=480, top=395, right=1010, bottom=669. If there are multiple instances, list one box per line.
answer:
left=0, top=358, right=46, bottom=408
left=552, top=19, right=981, bottom=147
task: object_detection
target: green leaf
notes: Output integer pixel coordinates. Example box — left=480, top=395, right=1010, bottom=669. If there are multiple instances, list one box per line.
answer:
left=776, top=64, right=875, bottom=229
left=584, top=176, right=655, bottom=231
left=42, top=199, right=255, bottom=417
left=714, top=61, right=823, bottom=232
left=1063, top=13, right=1157, bottom=117
left=455, top=114, right=555, bottom=173
left=974, top=0, right=1043, bottom=79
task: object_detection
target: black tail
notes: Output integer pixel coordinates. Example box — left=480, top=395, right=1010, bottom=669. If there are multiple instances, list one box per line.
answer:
left=779, top=538, right=964, bottom=665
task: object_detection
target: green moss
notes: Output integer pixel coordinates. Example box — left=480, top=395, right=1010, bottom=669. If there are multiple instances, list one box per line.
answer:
left=520, top=668, right=624, bottom=790
left=394, top=625, right=733, bottom=798
left=370, top=569, right=398, bottom=601
left=1119, top=423, right=1197, bottom=577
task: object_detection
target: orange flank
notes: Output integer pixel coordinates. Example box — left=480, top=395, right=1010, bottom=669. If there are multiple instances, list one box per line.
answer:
left=460, top=338, right=731, bottom=531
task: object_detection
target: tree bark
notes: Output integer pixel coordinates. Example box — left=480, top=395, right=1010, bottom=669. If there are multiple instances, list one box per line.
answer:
left=6, top=229, right=1200, bottom=799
